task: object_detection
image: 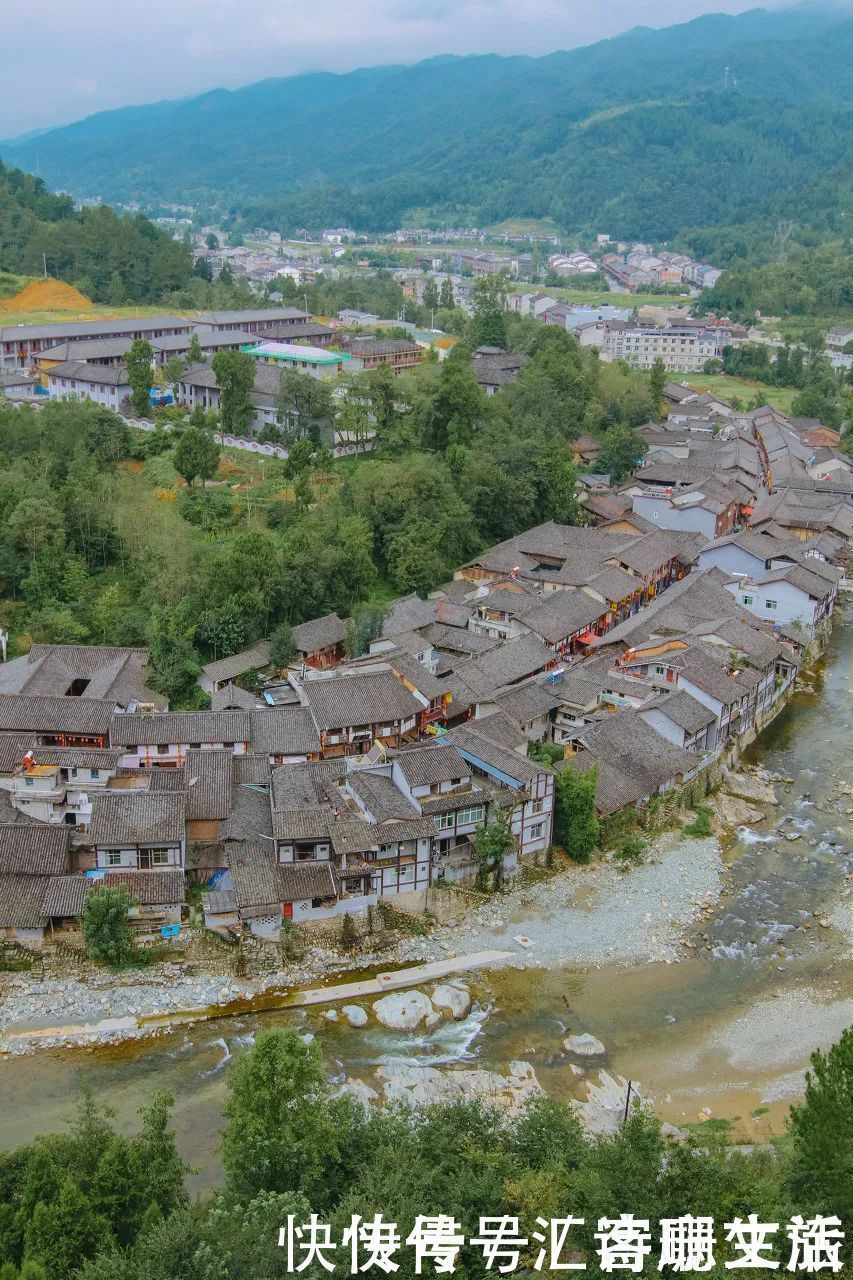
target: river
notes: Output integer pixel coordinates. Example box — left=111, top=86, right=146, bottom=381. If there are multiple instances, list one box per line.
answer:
left=0, top=612, right=850, bottom=1185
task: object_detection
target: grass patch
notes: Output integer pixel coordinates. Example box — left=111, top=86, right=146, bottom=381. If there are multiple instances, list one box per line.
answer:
left=684, top=1116, right=737, bottom=1135
left=684, top=374, right=797, bottom=413
left=683, top=805, right=714, bottom=837
left=615, top=835, right=647, bottom=864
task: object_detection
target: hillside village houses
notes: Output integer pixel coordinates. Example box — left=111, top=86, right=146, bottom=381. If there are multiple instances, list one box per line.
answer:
left=1, top=369, right=849, bottom=946
left=1, top=305, right=851, bottom=946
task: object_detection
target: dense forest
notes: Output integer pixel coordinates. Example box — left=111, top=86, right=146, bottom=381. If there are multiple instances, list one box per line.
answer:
left=0, top=161, right=192, bottom=304
left=0, top=1025, right=849, bottom=1279
left=0, top=313, right=656, bottom=707
left=3, top=9, right=851, bottom=259
left=697, top=244, right=853, bottom=323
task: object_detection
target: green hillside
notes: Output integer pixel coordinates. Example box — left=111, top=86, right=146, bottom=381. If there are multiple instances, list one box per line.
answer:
left=0, top=161, right=192, bottom=303
left=2, top=8, right=852, bottom=255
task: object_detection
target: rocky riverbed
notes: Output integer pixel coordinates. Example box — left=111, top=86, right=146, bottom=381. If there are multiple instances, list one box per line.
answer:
left=0, top=825, right=727, bottom=1056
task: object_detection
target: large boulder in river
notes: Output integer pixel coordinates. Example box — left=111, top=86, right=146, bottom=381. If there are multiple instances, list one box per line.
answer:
left=564, top=1032, right=607, bottom=1058
left=723, top=770, right=778, bottom=806
left=342, top=1005, right=368, bottom=1028
left=714, top=794, right=765, bottom=827
left=372, top=990, right=434, bottom=1031
left=431, top=984, right=471, bottom=1020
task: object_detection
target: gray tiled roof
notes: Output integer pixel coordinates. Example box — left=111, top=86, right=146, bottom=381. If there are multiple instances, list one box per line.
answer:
left=88, top=792, right=186, bottom=846
left=221, top=782, right=273, bottom=844
left=40, top=874, right=89, bottom=918
left=33, top=747, right=123, bottom=770
left=347, top=770, right=420, bottom=822
left=202, top=641, right=272, bottom=683
left=567, top=711, right=701, bottom=815
left=185, top=749, right=233, bottom=820
left=493, top=681, right=563, bottom=726
left=0, top=694, right=115, bottom=737
left=301, top=671, right=422, bottom=731
left=292, top=612, right=348, bottom=654
left=459, top=633, right=555, bottom=697
left=393, top=743, right=471, bottom=789
left=642, top=689, right=716, bottom=734
left=110, top=711, right=250, bottom=747
left=0, top=735, right=39, bottom=773
left=448, top=722, right=543, bottom=786
left=522, top=591, right=605, bottom=645
left=99, top=870, right=185, bottom=905
left=212, top=683, right=263, bottom=712
left=0, top=875, right=51, bottom=928
left=250, top=707, right=321, bottom=756
left=229, top=842, right=336, bottom=912
left=47, top=360, right=131, bottom=386
left=0, top=644, right=161, bottom=707
left=0, top=823, right=70, bottom=875
left=279, top=861, right=338, bottom=903
left=328, top=818, right=381, bottom=856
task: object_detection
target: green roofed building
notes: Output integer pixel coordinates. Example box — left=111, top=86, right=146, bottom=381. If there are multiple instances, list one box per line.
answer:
left=242, top=340, right=350, bottom=381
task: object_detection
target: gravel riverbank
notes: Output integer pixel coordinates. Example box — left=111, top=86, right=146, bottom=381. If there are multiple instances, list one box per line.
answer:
left=0, top=829, right=725, bottom=1056
left=395, top=832, right=725, bottom=969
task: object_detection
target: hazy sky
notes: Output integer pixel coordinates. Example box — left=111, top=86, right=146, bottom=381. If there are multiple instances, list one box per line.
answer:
left=2, top=0, right=797, bottom=137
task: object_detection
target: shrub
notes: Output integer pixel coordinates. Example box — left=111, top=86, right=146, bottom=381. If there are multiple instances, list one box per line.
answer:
left=616, top=834, right=647, bottom=863
left=81, top=885, right=134, bottom=966
left=683, top=804, right=713, bottom=837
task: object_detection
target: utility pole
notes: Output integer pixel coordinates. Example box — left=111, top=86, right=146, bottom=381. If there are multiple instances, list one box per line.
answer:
left=622, top=1081, right=633, bottom=1128
left=42, top=253, right=48, bottom=279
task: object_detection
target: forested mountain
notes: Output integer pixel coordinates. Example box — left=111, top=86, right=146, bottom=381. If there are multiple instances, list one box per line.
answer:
left=2, top=7, right=852, bottom=255
left=0, top=161, right=192, bottom=302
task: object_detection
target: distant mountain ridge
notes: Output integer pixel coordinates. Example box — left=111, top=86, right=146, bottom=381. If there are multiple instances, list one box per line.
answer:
left=3, top=6, right=852, bottom=251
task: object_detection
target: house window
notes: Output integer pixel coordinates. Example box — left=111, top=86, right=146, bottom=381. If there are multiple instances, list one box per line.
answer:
left=529, top=822, right=545, bottom=841
left=531, top=799, right=544, bottom=815
left=434, top=813, right=455, bottom=830
left=107, top=851, right=122, bottom=866
left=765, top=600, right=778, bottom=610
left=742, top=595, right=754, bottom=606
left=24, top=776, right=33, bottom=787
left=456, top=805, right=484, bottom=825
left=156, top=744, right=169, bottom=755
left=150, top=850, right=170, bottom=866
left=655, top=665, right=666, bottom=675
left=91, top=768, right=100, bottom=779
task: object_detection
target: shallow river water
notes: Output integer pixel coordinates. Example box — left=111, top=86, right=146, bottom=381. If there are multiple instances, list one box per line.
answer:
left=0, top=612, right=850, bottom=1184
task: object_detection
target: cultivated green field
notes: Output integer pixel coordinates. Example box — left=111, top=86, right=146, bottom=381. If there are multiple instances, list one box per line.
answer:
left=684, top=373, right=798, bottom=413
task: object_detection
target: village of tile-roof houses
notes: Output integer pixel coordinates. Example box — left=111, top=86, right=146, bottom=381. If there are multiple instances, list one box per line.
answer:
left=0, top=355, right=849, bottom=965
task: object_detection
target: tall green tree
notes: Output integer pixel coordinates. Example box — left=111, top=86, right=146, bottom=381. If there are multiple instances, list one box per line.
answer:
left=172, top=426, right=220, bottom=487
left=648, top=356, right=666, bottom=415
left=470, top=274, right=508, bottom=348
left=422, top=277, right=440, bottom=313
left=221, top=1028, right=364, bottom=1206
left=275, top=368, right=333, bottom=444
left=186, top=332, right=204, bottom=364
left=126, top=340, right=155, bottom=417
left=788, top=1026, right=853, bottom=1232
left=554, top=764, right=599, bottom=863
left=211, top=349, right=256, bottom=437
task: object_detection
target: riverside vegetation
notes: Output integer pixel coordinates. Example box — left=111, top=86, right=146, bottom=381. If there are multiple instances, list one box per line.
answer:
left=0, top=1025, right=849, bottom=1279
